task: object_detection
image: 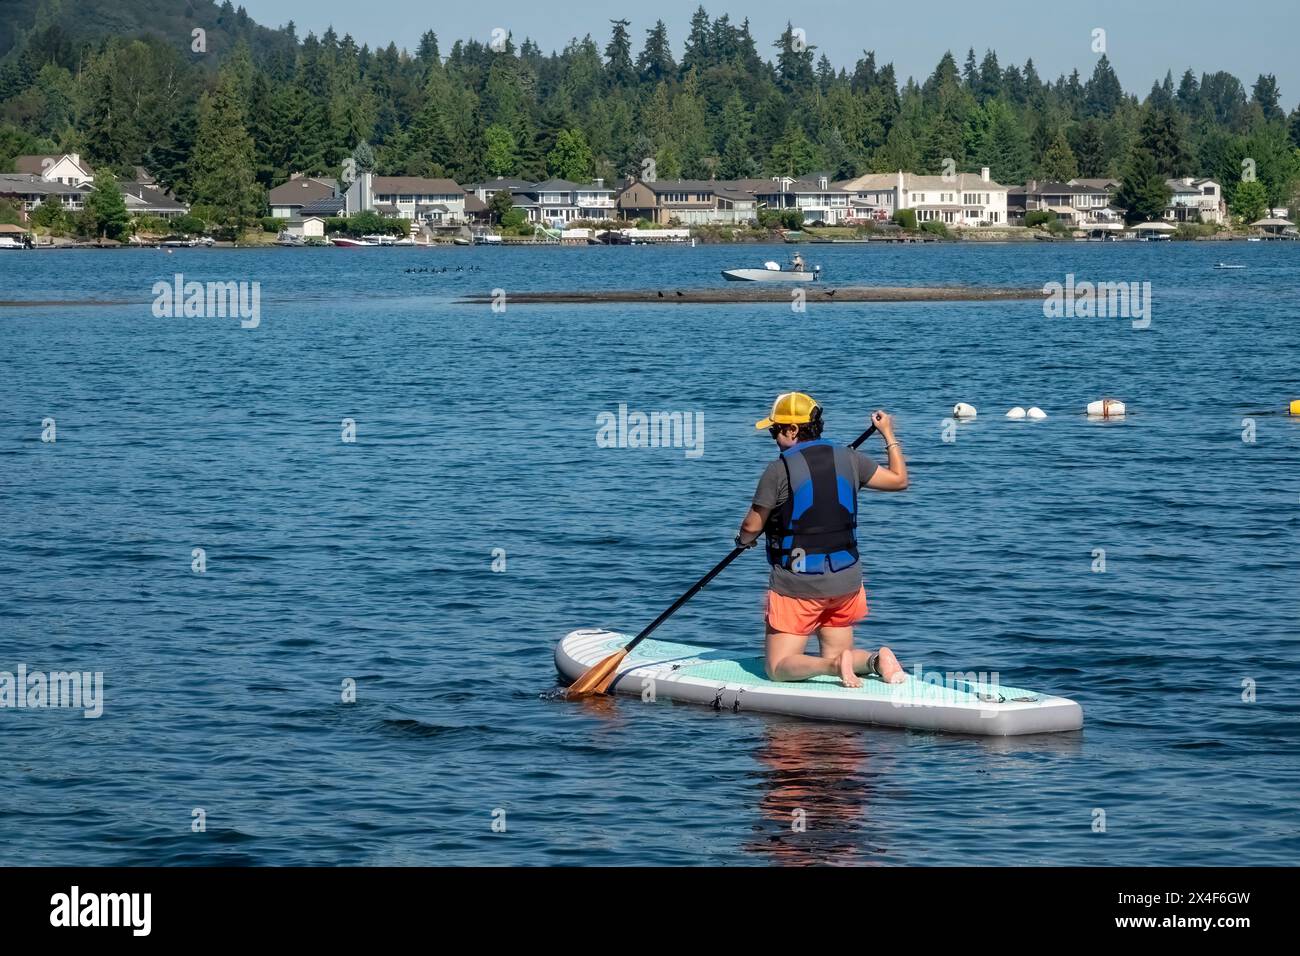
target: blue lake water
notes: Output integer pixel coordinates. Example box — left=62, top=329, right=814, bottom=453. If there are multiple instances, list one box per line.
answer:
left=1, top=240, right=1297, bottom=865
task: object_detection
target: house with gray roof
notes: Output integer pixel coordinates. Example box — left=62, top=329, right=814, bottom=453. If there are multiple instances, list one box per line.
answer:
left=1164, top=177, right=1223, bottom=224
left=269, top=175, right=338, bottom=218
left=121, top=181, right=189, bottom=218
left=616, top=178, right=756, bottom=225
left=0, top=173, right=93, bottom=219
left=1001, top=180, right=1113, bottom=226
left=345, top=173, right=467, bottom=223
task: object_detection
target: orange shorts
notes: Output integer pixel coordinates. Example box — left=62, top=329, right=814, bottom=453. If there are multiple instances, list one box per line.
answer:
left=765, top=586, right=868, bottom=636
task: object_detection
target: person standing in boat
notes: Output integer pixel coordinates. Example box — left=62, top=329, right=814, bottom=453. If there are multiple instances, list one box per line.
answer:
left=734, top=392, right=909, bottom=688
left=790, top=251, right=805, bottom=272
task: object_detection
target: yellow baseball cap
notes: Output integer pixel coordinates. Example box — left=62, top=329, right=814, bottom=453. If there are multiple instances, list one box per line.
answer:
left=755, top=392, right=820, bottom=429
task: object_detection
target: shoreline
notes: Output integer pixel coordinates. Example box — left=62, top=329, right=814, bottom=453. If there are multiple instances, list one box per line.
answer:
left=458, top=286, right=1044, bottom=304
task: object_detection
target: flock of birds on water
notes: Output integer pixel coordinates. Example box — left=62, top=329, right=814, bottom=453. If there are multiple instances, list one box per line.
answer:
left=403, top=265, right=483, bottom=274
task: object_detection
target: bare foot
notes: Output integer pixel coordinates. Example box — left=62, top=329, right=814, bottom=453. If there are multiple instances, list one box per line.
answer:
left=838, top=649, right=862, bottom=688
left=876, top=646, right=906, bottom=684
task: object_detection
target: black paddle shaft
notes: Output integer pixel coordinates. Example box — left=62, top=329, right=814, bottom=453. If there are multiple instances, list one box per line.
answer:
left=621, top=422, right=879, bottom=655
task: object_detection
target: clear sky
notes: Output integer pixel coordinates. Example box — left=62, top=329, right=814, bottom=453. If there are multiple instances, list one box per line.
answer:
left=240, top=0, right=1298, bottom=108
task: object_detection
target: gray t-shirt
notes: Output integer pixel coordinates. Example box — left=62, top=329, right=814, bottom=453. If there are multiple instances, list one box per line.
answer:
left=752, top=448, right=878, bottom=598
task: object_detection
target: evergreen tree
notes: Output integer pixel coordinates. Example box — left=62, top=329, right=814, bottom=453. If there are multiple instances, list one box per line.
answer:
left=190, top=69, right=262, bottom=233
left=681, top=6, right=712, bottom=76
left=1070, top=118, right=1107, bottom=178
left=1039, top=128, right=1078, bottom=181
left=1176, top=69, right=1200, bottom=111
left=768, top=120, right=817, bottom=176
left=1250, top=74, right=1282, bottom=122
left=1139, top=97, right=1194, bottom=178
left=773, top=22, right=815, bottom=92
left=636, top=21, right=675, bottom=84
left=1115, top=147, right=1172, bottom=223
left=1084, top=55, right=1122, bottom=117
left=977, top=50, right=1002, bottom=101
left=604, top=20, right=634, bottom=87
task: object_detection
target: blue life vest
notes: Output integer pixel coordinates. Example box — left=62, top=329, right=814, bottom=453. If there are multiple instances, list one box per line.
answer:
left=764, top=439, right=860, bottom=574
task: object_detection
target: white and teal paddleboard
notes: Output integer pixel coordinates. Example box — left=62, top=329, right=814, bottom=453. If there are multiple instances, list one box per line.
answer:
left=556, top=629, right=1083, bottom=736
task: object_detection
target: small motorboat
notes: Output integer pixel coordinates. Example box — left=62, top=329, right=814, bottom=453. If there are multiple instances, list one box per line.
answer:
left=1214, top=262, right=1245, bottom=269
left=330, top=237, right=379, bottom=247
left=722, top=260, right=821, bottom=282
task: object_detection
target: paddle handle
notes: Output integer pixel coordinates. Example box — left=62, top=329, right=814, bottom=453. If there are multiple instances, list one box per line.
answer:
left=621, top=421, right=880, bottom=656
left=849, top=422, right=879, bottom=449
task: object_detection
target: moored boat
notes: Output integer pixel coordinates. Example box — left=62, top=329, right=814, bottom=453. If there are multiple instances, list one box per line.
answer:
left=330, top=237, right=379, bottom=247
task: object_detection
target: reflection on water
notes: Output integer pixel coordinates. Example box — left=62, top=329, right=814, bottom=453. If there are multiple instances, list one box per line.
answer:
left=744, top=724, right=885, bottom=866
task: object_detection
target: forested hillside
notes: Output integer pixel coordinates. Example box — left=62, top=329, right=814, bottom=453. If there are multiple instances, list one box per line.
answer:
left=2, top=0, right=1298, bottom=227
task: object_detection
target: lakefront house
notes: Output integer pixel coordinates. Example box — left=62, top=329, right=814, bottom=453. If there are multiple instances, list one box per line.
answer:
left=269, top=175, right=338, bottom=218
left=13, top=153, right=95, bottom=186
left=616, top=179, right=751, bottom=225
left=1164, top=177, right=1224, bottom=224
left=1007, top=180, right=1118, bottom=226
left=0, top=174, right=93, bottom=218
left=344, top=172, right=467, bottom=223
left=838, top=169, right=1009, bottom=226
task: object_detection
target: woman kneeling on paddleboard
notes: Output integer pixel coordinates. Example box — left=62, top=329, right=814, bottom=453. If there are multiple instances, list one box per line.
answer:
left=735, top=392, right=909, bottom=688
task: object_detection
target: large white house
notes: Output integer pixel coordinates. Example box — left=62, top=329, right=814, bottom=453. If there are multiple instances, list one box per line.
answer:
left=531, top=178, right=617, bottom=224
left=345, top=172, right=467, bottom=223
left=749, top=175, right=853, bottom=225
left=1164, top=178, right=1224, bottom=224
left=838, top=169, right=1009, bottom=226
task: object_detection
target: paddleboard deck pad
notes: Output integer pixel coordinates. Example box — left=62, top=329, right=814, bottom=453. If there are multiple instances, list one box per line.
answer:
left=557, top=629, right=1082, bottom=736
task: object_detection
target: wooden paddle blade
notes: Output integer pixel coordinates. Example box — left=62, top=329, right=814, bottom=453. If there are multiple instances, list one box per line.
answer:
left=566, top=650, right=628, bottom=699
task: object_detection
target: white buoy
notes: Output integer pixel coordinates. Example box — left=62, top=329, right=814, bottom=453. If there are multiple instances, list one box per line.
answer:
left=1087, top=398, right=1126, bottom=418
left=1026, top=406, right=1047, bottom=420
left=953, top=402, right=978, bottom=419
left=1006, top=407, right=1026, bottom=419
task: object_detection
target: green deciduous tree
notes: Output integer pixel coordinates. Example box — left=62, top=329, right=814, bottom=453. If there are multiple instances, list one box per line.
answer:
left=83, top=176, right=130, bottom=240
left=1231, top=179, right=1268, bottom=222
left=547, top=127, right=593, bottom=181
